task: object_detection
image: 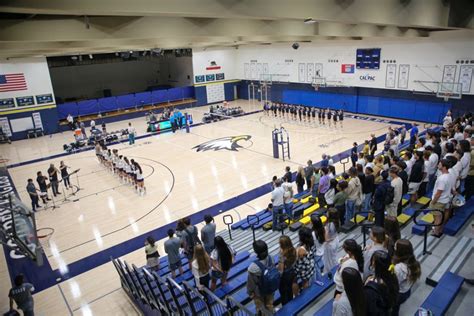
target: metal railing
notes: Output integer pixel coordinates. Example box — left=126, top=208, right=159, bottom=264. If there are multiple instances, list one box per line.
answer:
left=413, top=209, right=444, bottom=255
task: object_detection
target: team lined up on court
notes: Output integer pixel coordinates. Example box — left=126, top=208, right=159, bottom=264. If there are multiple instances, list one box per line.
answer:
left=95, top=143, right=147, bottom=195
left=264, top=102, right=344, bottom=128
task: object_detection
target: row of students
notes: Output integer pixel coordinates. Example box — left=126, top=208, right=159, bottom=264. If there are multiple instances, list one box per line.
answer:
left=263, top=102, right=344, bottom=127
left=95, top=143, right=146, bottom=195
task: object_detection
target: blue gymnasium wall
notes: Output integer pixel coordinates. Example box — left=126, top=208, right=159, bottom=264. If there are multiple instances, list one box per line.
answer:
left=194, top=81, right=240, bottom=106
left=238, top=81, right=465, bottom=124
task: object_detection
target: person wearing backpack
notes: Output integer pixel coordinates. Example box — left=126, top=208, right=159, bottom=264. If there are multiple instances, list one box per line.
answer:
left=181, top=217, right=201, bottom=271
left=386, top=166, right=403, bottom=217
left=373, top=171, right=391, bottom=227
left=247, top=240, right=278, bottom=315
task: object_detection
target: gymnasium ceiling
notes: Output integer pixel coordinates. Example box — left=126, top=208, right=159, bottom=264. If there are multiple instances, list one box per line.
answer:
left=0, top=0, right=473, bottom=59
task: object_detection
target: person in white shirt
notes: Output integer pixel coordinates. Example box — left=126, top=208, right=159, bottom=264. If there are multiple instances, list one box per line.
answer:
left=387, top=166, right=403, bottom=217
left=67, top=114, right=74, bottom=130
left=128, top=122, right=136, bottom=145
left=443, top=111, right=452, bottom=129
left=392, top=239, right=421, bottom=314
left=453, top=125, right=464, bottom=142
left=431, top=159, right=455, bottom=237
left=333, top=239, right=363, bottom=295
left=356, top=153, right=366, bottom=168
left=425, top=146, right=439, bottom=195
left=90, top=119, right=96, bottom=129
left=271, top=180, right=285, bottom=231
left=332, top=267, right=366, bottom=316
left=458, top=140, right=471, bottom=192
left=282, top=177, right=294, bottom=220
left=403, top=152, right=413, bottom=177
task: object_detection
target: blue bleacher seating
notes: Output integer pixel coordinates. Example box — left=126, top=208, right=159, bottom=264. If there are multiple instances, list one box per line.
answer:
left=416, top=272, right=464, bottom=316
left=313, top=298, right=333, bottom=316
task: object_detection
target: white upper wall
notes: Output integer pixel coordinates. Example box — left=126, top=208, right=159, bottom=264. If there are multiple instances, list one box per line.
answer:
left=0, top=57, right=55, bottom=107
left=192, top=48, right=237, bottom=84
left=192, top=33, right=474, bottom=95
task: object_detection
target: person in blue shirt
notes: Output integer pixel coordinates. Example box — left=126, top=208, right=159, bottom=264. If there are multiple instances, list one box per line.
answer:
left=176, top=111, right=184, bottom=129
left=321, top=154, right=329, bottom=168
left=409, top=123, right=419, bottom=149
left=169, top=111, right=177, bottom=133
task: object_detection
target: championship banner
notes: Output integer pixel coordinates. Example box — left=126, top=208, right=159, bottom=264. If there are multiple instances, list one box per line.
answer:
left=341, top=64, right=355, bottom=74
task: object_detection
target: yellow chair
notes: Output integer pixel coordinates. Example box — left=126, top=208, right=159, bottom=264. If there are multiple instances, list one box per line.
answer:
left=397, top=213, right=411, bottom=225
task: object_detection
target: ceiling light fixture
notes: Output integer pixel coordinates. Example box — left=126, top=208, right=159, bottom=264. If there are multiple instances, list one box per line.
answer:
left=304, top=18, right=316, bottom=24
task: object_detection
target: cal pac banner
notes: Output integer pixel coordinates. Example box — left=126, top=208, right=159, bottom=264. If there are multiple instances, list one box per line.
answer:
left=341, top=64, right=355, bottom=74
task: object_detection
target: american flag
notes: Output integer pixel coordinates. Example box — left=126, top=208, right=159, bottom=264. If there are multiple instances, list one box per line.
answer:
left=0, top=73, right=27, bottom=92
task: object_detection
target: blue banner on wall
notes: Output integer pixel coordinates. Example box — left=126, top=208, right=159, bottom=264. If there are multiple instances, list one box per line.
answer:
left=216, top=73, right=225, bottom=80
left=195, top=75, right=205, bottom=83
left=35, top=94, right=54, bottom=104
left=206, top=74, right=215, bottom=82
left=0, top=98, right=15, bottom=109
left=16, top=96, right=35, bottom=107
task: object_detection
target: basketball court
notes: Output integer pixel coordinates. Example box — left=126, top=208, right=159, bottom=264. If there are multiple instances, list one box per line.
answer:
left=0, top=2, right=473, bottom=316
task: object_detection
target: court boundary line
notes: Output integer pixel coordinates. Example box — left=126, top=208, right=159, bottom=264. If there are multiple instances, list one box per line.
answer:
left=57, top=283, right=74, bottom=316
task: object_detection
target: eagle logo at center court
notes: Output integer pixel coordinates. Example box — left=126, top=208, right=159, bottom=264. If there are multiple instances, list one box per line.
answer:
left=193, top=135, right=252, bottom=152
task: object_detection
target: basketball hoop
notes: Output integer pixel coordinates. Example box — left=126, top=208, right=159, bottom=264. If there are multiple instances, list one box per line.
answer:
left=443, top=93, right=451, bottom=102
left=313, top=84, right=319, bottom=91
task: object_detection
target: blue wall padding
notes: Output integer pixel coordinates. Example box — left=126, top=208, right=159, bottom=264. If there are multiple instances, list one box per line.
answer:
left=183, top=86, right=195, bottom=99
left=57, top=102, right=78, bottom=119
left=116, top=94, right=136, bottom=109
left=134, top=91, right=152, bottom=106
left=167, top=88, right=182, bottom=101
left=76, top=99, right=99, bottom=116
left=97, top=97, right=117, bottom=112
left=152, top=90, right=168, bottom=103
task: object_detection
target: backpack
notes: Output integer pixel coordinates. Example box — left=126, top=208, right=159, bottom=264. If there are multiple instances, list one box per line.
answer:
left=254, top=257, right=280, bottom=296
left=184, top=226, right=201, bottom=252
left=384, top=185, right=395, bottom=205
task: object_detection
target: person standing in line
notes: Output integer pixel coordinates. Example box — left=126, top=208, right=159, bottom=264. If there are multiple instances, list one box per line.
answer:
left=408, top=151, right=425, bottom=205
left=47, top=164, right=61, bottom=197
left=458, top=139, right=471, bottom=195
left=201, top=215, right=216, bottom=254
left=363, top=226, right=388, bottom=280
left=164, top=229, right=184, bottom=278
left=318, top=167, right=331, bottom=207
left=247, top=240, right=276, bottom=315
left=443, top=110, right=453, bottom=129
left=144, top=236, right=160, bottom=272
left=333, top=239, right=364, bottom=296
left=465, top=135, right=474, bottom=200
left=278, top=236, right=296, bottom=306
left=372, top=171, right=391, bottom=227
left=310, top=168, right=321, bottom=198
left=210, top=236, right=235, bottom=291
left=9, top=274, right=35, bottom=316
left=283, top=166, right=292, bottom=183
left=344, top=167, right=362, bottom=225
left=128, top=122, right=136, bottom=145
left=430, top=159, right=455, bottom=237
left=362, top=167, right=375, bottom=212
left=351, top=142, right=358, bottom=168
left=332, top=267, right=366, bottom=316
left=191, top=244, right=211, bottom=291
left=400, top=125, right=407, bottom=144
left=387, top=166, right=403, bottom=218
left=36, top=171, right=50, bottom=204
left=369, top=134, right=378, bottom=157
left=80, top=121, right=87, bottom=138
left=26, top=179, right=41, bottom=212
left=392, top=239, right=421, bottom=315
left=271, top=180, right=285, bottom=231
left=59, top=161, right=72, bottom=189
left=334, top=181, right=348, bottom=224
left=409, top=123, right=419, bottom=149
left=282, top=176, right=294, bottom=220
left=305, top=160, right=314, bottom=191
left=295, top=166, right=306, bottom=194
left=181, top=217, right=201, bottom=271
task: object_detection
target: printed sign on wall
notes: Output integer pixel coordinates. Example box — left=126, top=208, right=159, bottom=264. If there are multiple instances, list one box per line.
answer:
left=244, top=63, right=250, bottom=80
left=35, top=94, right=53, bottom=104
left=250, top=63, right=256, bottom=80
left=16, top=96, right=35, bottom=107
left=315, top=63, right=323, bottom=78
left=298, top=63, right=306, bottom=82
left=385, top=64, right=397, bottom=88
left=216, top=73, right=225, bottom=81
left=195, top=75, right=205, bottom=83
left=441, top=65, right=457, bottom=89
left=307, top=63, right=315, bottom=82
left=206, top=83, right=225, bottom=103
left=397, top=64, right=410, bottom=89
left=341, top=64, right=355, bottom=74
left=0, top=98, right=15, bottom=109
left=256, top=63, right=263, bottom=80
left=0, top=117, right=12, bottom=136
left=205, top=74, right=215, bottom=82
left=262, top=63, right=269, bottom=75
left=458, top=65, right=473, bottom=93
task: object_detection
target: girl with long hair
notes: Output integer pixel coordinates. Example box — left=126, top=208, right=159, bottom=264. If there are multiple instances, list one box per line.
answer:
left=295, top=166, right=306, bottom=194
left=333, top=239, right=363, bottom=296
left=293, top=227, right=316, bottom=294
left=324, top=178, right=338, bottom=208
left=134, top=161, right=146, bottom=195
left=210, top=236, right=235, bottom=291
left=391, top=239, right=421, bottom=315
left=364, top=250, right=399, bottom=315
left=384, top=216, right=401, bottom=257
left=323, top=211, right=339, bottom=276
left=278, top=235, right=297, bottom=305
left=192, top=244, right=210, bottom=290
left=310, top=215, right=325, bottom=281
left=333, top=267, right=366, bottom=316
